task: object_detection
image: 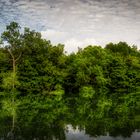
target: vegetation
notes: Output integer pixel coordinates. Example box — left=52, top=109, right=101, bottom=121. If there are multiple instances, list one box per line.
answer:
left=0, top=22, right=140, bottom=139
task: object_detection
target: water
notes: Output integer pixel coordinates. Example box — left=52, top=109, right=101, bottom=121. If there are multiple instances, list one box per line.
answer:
left=66, top=126, right=140, bottom=140
left=0, top=97, right=140, bottom=140
left=1, top=120, right=140, bottom=140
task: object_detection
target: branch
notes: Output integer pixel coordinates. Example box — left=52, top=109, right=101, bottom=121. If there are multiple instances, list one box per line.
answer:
left=15, top=52, right=22, bottom=62
left=8, top=49, right=14, bottom=60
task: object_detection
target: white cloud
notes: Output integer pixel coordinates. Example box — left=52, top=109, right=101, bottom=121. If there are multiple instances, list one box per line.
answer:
left=41, top=29, right=68, bottom=43
left=64, top=38, right=97, bottom=53
left=41, top=29, right=97, bottom=54
left=41, top=29, right=66, bottom=39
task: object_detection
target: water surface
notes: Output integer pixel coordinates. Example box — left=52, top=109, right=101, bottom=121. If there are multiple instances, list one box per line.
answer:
left=0, top=97, right=140, bottom=140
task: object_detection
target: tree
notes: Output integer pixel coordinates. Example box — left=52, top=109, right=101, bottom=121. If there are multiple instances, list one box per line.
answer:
left=1, top=22, right=23, bottom=130
left=1, top=22, right=22, bottom=91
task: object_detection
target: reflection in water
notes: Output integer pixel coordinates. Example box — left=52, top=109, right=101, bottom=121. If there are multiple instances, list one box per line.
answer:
left=66, top=127, right=140, bottom=140
left=66, top=125, right=93, bottom=140
left=0, top=96, right=140, bottom=140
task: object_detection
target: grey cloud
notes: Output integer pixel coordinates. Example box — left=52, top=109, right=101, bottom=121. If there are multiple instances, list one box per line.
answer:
left=0, top=0, right=140, bottom=51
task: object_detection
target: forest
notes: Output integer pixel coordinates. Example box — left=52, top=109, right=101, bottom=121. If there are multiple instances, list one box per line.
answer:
left=0, top=22, right=140, bottom=139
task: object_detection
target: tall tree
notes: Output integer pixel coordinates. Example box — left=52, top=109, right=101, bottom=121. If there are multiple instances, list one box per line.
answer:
left=1, top=22, right=23, bottom=130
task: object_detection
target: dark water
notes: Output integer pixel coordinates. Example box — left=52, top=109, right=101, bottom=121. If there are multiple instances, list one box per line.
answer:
left=0, top=96, right=140, bottom=140
left=1, top=123, right=140, bottom=140
left=66, top=127, right=140, bottom=140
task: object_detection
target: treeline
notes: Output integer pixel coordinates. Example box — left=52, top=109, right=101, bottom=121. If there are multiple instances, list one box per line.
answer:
left=0, top=22, right=140, bottom=117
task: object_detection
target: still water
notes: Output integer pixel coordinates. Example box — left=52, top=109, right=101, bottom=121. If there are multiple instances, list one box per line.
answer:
left=1, top=122, right=140, bottom=140
left=0, top=96, right=140, bottom=140
left=66, top=126, right=140, bottom=140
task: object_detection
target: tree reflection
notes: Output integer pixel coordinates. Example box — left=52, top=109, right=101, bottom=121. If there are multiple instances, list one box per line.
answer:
left=0, top=96, right=140, bottom=140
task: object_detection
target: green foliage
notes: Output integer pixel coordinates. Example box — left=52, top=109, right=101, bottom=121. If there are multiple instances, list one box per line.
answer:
left=79, top=86, right=95, bottom=99
left=2, top=72, right=20, bottom=90
left=0, top=22, right=140, bottom=134
left=1, top=99, right=20, bottom=117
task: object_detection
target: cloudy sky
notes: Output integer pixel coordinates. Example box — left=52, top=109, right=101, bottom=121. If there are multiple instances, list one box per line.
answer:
left=0, top=0, right=140, bottom=53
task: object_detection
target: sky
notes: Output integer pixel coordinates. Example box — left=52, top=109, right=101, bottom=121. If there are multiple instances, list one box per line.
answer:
left=0, top=0, right=140, bottom=53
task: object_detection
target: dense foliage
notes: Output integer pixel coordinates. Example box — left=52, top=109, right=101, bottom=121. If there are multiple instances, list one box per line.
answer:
left=0, top=22, right=140, bottom=139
